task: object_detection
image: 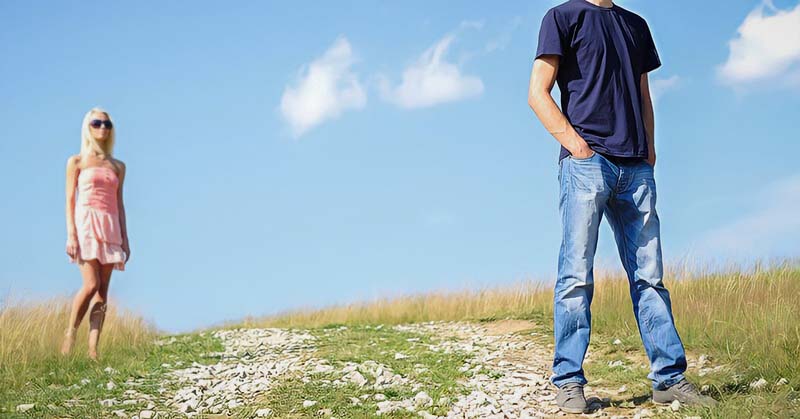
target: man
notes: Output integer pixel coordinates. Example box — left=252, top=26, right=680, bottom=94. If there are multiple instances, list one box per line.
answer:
left=527, top=0, right=717, bottom=414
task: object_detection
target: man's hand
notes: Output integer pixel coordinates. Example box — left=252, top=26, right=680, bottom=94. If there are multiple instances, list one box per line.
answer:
left=566, top=132, right=594, bottom=159
left=646, top=150, right=656, bottom=167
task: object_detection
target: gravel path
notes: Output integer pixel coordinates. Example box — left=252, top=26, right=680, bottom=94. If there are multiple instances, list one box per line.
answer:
left=129, top=321, right=682, bottom=419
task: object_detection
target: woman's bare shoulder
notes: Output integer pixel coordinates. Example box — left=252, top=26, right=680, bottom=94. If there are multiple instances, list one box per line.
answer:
left=67, top=154, right=81, bottom=169
left=110, top=157, right=126, bottom=172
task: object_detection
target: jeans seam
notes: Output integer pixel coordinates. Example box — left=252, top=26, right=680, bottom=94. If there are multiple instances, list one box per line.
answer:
left=609, top=197, right=662, bottom=368
left=554, top=160, right=585, bottom=386
left=559, top=161, right=571, bottom=281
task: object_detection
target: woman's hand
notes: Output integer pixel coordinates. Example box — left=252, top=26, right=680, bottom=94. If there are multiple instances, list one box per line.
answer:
left=66, top=235, right=79, bottom=261
left=122, top=239, right=131, bottom=262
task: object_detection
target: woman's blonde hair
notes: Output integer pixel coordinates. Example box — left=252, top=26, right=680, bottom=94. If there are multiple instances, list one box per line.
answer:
left=80, top=107, right=115, bottom=157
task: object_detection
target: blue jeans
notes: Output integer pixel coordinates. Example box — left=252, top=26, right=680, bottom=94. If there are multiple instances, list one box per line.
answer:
left=551, top=152, right=687, bottom=390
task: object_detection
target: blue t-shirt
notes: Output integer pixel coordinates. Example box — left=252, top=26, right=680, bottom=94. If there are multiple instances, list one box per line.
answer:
left=535, top=0, right=661, bottom=162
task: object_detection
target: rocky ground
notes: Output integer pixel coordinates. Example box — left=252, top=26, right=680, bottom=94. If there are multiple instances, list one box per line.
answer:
left=19, top=320, right=719, bottom=418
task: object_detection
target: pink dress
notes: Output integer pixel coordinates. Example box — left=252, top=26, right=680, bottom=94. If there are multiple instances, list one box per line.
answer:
left=69, top=166, right=126, bottom=271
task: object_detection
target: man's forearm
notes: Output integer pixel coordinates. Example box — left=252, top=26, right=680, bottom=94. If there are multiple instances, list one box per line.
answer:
left=528, top=90, right=592, bottom=156
left=642, top=96, right=655, bottom=158
left=640, top=73, right=656, bottom=164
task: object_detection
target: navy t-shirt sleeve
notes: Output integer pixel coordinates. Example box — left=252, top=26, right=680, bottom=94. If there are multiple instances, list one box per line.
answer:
left=640, top=20, right=661, bottom=73
left=535, top=9, right=568, bottom=59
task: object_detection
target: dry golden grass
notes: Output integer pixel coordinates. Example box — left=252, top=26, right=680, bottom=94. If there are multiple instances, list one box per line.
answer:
left=236, top=279, right=553, bottom=329
left=242, top=260, right=800, bottom=381
left=0, top=296, right=156, bottom=375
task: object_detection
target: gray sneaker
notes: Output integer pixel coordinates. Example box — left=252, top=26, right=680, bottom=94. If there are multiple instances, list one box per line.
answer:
left=653, top=379, right=718, bottom=407
left=556, top=382, right=587, bottom=413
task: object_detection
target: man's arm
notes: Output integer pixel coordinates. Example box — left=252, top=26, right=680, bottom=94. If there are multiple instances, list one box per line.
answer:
left=527, top=55, right=594, bottom=159
left=640, top=72, right=656, bottom=166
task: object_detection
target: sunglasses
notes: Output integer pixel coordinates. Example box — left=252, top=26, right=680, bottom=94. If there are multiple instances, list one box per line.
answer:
left=89, top=119, right=113, bottom=129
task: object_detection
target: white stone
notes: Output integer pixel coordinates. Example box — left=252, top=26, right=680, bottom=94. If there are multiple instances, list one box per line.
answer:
left=698, top=354, right=710, bottom=366
left=343, top=370, right=368, bottom=387
left=100, top=399, right=117, bottom=407
left=314, top=364, right=334, bottom=373
left=139, top=410, right=155, bottom=419
left=750, top=378, right=768, bottom=390
left=670, top=400, right=681, bottom=411
left=255, top=408, right=273, bottom=417
left=413, top=391, right=433, bottom=407
left=16, top=404, right=35, bottom=413
left=303, top=400, right=317, bottom=407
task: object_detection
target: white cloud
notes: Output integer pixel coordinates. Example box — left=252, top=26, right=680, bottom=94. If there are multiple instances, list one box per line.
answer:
left=279, top=37, right=366, bottom=137
left=693, top=173, right=800, bottom=259
left=485, top=16, right=523, bottom=53
left=649, top=75, right=680, bottom=103
left=718, top=1, right=800, bottom=85
left=379, top=35, right=484, bottom=109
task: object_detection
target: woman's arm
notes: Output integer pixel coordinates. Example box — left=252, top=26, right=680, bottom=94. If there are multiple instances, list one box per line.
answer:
left=116, top=160, right=130, bottom=262
left=65, top=156, right=79, bottom=259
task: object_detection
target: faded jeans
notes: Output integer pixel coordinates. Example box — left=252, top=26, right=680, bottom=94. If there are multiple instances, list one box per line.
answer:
left=551, top=152, right=687, bottom=390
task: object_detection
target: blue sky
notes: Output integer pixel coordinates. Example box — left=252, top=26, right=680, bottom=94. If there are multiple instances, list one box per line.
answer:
left=1, top=1, right=798, bottom=333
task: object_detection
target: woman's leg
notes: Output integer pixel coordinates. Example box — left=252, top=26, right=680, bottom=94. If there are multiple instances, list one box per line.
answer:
left=61, top=259, right=102, bottom=355
left=87, top=263, right=113, bottom=360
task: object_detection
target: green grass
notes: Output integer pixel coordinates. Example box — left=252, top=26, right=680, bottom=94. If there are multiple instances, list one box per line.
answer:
left=3, top=261, right=798, bottom=417
left=246, top=261, right=800, bottom=418
left=249, top=324, right=470, bottom=418
left=0, top=332, right=223, bottom=418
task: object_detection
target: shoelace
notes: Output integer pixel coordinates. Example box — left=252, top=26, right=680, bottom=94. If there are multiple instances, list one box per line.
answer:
left=673, top=379, right=698, bottom=394
left=563, top=384, right=584, bottom=401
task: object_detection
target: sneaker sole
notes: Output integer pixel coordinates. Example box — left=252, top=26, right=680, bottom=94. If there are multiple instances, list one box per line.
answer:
left=558, top=406, right=587, bottom=414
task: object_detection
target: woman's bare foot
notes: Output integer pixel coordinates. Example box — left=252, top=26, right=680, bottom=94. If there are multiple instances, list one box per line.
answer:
left=60, top=329, right=76, bottom=356
left=88, top=348, right=98, bottom=361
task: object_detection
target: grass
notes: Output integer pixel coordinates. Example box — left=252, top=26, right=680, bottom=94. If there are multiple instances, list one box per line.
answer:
left=247, top=325, right=470, bottom=418
left=0, top=296, right=223, bottom=417
left=242, top=260, right=800, bottom=418
left=2, top=260, right=798, bottom=417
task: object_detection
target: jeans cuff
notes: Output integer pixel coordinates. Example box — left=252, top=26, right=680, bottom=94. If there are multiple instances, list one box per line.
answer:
left=551, top=376, right=588, bottom=388
left=654, top=374, right=686, bottom=390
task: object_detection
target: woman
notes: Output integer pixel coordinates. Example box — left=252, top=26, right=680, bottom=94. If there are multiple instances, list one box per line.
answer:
left=62, top=107, right=130, bottom=360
